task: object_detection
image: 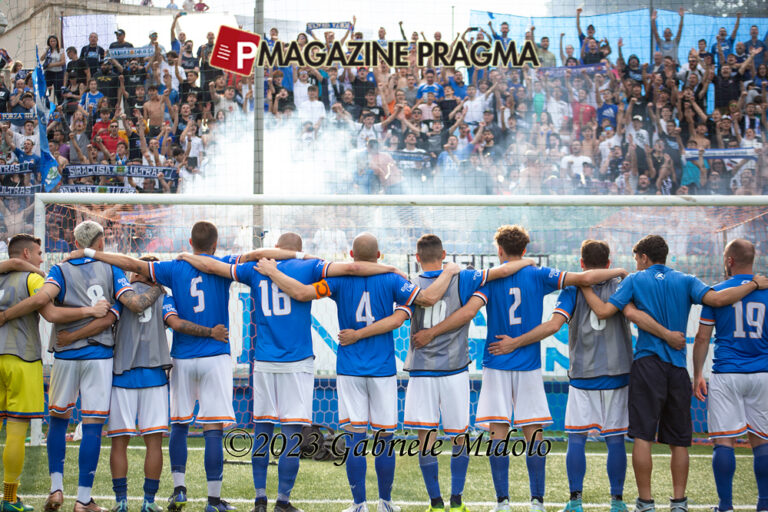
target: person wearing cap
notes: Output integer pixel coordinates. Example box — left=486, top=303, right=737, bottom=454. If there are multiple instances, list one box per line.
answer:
left=80, top=33, right=106, bottom=76
left=145, top=30, right=167, bottom=57
left=93, top=58, right=123, bottom=108
left=109, top=29, right=134, bottom=60
left=351, top=66, right=376, bottom=107
left=575, top=8, right=598, bottom=52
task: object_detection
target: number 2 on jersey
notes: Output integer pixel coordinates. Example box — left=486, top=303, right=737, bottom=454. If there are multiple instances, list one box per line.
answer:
left=356, top=291, right=375, bottom=326
left=508, top=287, right=521, bottom=325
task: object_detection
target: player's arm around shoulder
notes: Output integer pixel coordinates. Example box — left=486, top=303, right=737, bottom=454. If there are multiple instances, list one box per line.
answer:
left=692, top=322, right=714, bottom=401
left=485, top=257, right=536, bottom=282
left=0, top=258, right=45, bottom=277
left=489, top=313, right=567, bottom=356
left=326, top=260, right=405, bottom=279
left=565, top=266, right=628, bottom=287
left=176, top=252, right=233, bottom=278
left=413, top=262, right=460, bottom=306
left=166, top=314, right=229, bottom=342
left=68, top=249, right=151, bottom=278
left=578, top=281, right=621, bottom=320
left=701, top=274, right=768, bottom=308
left=118, top=282, right=165, bottom=314
left=238, top=248, right=306, bottom=263
left=256, top=258, right=322, bottom=302
left=623, top=301, right=685, bottom=350
left=339, top=308, right=410, bottom=346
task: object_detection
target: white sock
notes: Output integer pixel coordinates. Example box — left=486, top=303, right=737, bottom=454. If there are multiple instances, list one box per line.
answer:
left=76, top=486, right=91, bottom=504
left=50, top=473, right=64, bottom=493
left=172, top=472, right=186, bottom=488
left=207, top=480, right=222, bottom=499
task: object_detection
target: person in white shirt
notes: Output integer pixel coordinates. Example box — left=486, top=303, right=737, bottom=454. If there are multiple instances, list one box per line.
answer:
left=298, top=85, right=326, bottom=127
left=547, top=87, right=570, bottom=132
left=462, top=84, right=494, bottom=125
left=293, top=68, right=311, bottom=107
left=598, top=125, right=622, bottom=162
left=560, top=139, right=593, bottom=178
left=625, top=115, right=650, bottom=147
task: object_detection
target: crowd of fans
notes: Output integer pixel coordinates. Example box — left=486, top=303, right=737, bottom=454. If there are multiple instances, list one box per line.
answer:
left=266, top=10, right=767, bottom=196
left=0, top=8, right=767, bottom=241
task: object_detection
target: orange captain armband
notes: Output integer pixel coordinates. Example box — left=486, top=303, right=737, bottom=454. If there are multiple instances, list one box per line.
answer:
left=313, top=279, right=331, bottom=299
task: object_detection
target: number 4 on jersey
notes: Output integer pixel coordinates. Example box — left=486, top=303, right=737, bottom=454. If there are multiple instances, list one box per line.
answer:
left=356, top=291, right=375, bottom=326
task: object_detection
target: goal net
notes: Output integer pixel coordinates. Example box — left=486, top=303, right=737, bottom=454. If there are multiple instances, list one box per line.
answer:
left=33, top=194, right=768, bottom=437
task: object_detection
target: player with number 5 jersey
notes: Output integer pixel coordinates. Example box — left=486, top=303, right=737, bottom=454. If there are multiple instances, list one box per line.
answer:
left=413, top=226, right=628, bottom=512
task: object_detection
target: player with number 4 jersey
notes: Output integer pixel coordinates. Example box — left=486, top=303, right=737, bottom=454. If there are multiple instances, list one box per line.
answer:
left=693, top=239, right=768, bottom=512
left=413, top=226, right=628, bottom=512
left=256, top=233, right=458, bottom=512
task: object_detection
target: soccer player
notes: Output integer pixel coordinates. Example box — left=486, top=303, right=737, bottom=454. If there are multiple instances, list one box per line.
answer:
left=2, top=223, right=166, bottom=512
left=256, top=232, right=458, bottom=512
left=0, top=235, right=111, bottom=512
left=69, top=221, right=307, bottom=512
left=579, top=234, right=768, bottom=512
left=411, top=225, right=628, bottom=512
left=692, top=239, right=768, bottom=512
left=54, top=255, right=228, bottom=512
left=490, top=240, right=683, bottom=512
left=177, top=231, right=405, bottom=512
left=337, top=234, right=536, bottom=512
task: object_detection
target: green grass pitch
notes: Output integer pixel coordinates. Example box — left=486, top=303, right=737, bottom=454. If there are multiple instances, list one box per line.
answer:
left=5, top=433, right=761, bottom=512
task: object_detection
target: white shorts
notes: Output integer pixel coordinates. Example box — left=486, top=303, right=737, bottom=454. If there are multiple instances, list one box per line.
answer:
left=169, top=355, right=235, bottom=426
left=107, top=385, right=169, bottom=437
left=48, top=358, right=112, bottom=419
left=404, top=372, right=469, bottom=435
left=253, top=370, right=313, bottom=426
left=564, top=385, right=629, bottom=436
left=337, top=375, right=397, bottom=432
left=475, top=367, right=552, bottom=431
left=708, top=372, right=768, bottom=440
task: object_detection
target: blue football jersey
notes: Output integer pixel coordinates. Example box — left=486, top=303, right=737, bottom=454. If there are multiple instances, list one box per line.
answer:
left=700, top=274, right=768, bottom=374
left=609, top=264, right=710, bottom=368
left=232, top=258, right=330, bottom=362
left=473, top=266, right=566, bottom=371
left=325, top=273, right=419, bottom=377
left=149, top=254, right=239, bottom=359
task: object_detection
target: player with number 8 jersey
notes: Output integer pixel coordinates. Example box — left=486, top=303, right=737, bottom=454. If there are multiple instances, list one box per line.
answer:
left=42, top=221, right=167, bottom=512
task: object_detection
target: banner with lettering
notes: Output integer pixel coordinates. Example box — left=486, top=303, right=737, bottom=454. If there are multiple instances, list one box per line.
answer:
left=106, top=47, right=157, bottom=60
left=0, top=163, right=34, bottom=175
left=0, top=185, right=42, bottom=196
left=0, top=112, right=36, bottom=121
left=58, top=185, right=137, bottom=193
left=306, top=22, right=353, bottom=32
left=683, top=148, right=758, bottom=161
left=63, top=164, right=178, bottom=181
left=536, top=63, right=607, bottom=78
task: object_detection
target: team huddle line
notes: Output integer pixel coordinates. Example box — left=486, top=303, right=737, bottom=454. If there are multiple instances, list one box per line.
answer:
left=0, top=221, right=767, bottom=512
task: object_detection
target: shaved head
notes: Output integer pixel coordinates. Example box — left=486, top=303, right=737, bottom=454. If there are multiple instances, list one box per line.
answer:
left=277, top=232, right=302, bottom=251
left=352, top=232, right=379, bottom=262
left=725, top=238, right=755, bottom=270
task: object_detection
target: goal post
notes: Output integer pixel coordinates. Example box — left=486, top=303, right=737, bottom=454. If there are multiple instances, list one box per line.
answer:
left=31, top=193, right=768, bottom=442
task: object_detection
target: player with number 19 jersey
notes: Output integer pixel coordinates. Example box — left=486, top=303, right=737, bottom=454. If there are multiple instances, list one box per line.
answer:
left=148, top=254, right=240, bottom=359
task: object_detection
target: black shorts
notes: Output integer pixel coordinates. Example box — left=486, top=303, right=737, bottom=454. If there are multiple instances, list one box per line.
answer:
left=628, top=355, right=692, bottom=446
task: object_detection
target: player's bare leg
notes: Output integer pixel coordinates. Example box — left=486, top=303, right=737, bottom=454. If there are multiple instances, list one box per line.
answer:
left=110, top=436, right=130, bottom=512
left=140, top=434, right=163, bottom=512
left=633, top=439, right=654, bottom=505
left=669, top=445, right=689, bottom=500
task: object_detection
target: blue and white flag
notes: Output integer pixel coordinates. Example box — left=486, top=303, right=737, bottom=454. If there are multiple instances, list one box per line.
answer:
left=683, top=147, right=758, bottom=161
left=33, top=45, right=61, bottom=192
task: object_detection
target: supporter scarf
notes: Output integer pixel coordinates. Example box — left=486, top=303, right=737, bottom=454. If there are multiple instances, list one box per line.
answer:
left=537, top=63, right=606, bottom=77
left=390, top=151, right=432, bottom=162
left=0, top=162, right=33, bottom=175
left=106, top=47, right=157, bottom=59
left=63, top=164, right=179, bottom=180
left=0, top=185, right=42, bottom=196
left=683, top=148, right=758, bottom=161
left=58, top=185, right=137, bottom=193
left=0, top=112, right=36, bottom=120
left=305, top=22, right=353, bottom=32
